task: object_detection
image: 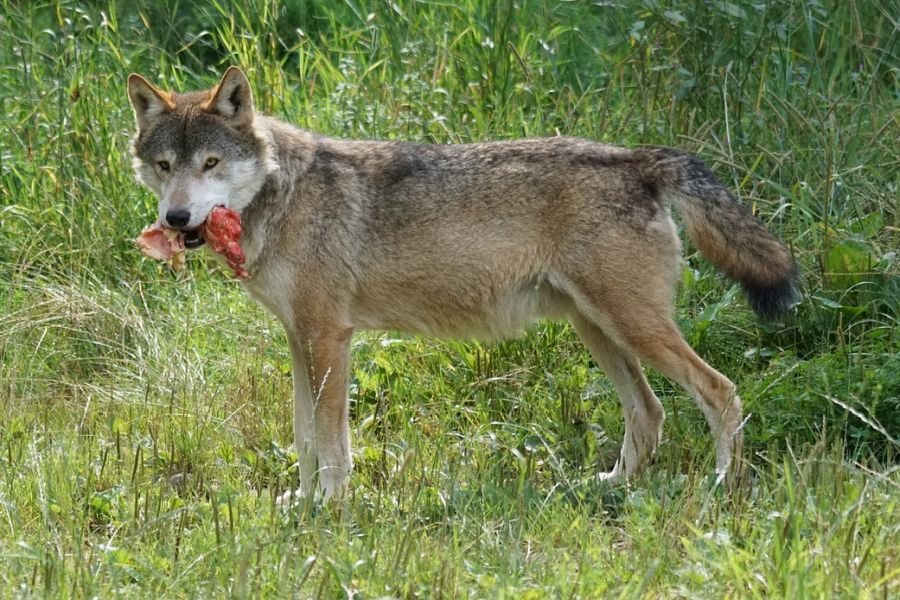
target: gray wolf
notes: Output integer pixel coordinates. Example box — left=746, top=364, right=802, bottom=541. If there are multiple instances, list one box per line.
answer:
left=127, top=66, right=798, bottom=499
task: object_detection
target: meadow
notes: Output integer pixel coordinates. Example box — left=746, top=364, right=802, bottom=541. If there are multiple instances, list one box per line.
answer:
left=0, top=0, right=897, bottom=596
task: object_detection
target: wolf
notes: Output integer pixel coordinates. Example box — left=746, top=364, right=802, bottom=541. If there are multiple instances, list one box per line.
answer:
left=127, top=66, right=798, bottom=500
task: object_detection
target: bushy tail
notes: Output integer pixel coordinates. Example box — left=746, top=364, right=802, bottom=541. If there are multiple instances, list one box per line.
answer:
left=641, top=147, right=799, bottom=319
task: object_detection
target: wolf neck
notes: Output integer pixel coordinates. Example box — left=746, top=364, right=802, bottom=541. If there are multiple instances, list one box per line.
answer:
left=237, top=116, right=317, bottom=274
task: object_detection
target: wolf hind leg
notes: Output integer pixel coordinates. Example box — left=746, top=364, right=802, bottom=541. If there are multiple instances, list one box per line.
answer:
left=632, top=323, right=744, bottom=482
left=563, top=276, right=743, bottom=482
left=613, top=315, right=741, bottom=479
left=570, top=313, right=664, bottom=479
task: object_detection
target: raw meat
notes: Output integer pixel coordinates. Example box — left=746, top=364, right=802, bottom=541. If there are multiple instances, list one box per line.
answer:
left=135, top=206, right=247, bottom=278
left=201, top=206, right=248, bottom=278
left=136, top=223, right=186, bottom=271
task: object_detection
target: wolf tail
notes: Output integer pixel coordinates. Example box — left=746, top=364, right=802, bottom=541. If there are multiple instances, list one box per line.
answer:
left=641, top=147, right=799, bottom=319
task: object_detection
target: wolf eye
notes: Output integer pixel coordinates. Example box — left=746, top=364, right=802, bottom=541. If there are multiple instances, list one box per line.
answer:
left=157, top=160, right=170, bottom=171
left=204, top=157, right=219, bottom=170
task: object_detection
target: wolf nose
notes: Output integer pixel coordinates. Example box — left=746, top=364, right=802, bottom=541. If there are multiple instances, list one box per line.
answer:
left=166, top=209, right=191, bottom=228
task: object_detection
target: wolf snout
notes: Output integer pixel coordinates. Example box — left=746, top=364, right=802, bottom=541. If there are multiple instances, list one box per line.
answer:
left=165, top=208, right=191, bottom=228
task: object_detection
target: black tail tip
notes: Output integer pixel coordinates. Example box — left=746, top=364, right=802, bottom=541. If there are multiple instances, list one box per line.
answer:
left=742, top=268, right=801, bottom=321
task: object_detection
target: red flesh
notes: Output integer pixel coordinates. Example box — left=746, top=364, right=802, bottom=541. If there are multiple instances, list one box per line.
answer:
left=201, top=206, right=248, bottom=278
left=135, top=206, right=247, bottom=278
left=136, top=224, right=177, bottom=260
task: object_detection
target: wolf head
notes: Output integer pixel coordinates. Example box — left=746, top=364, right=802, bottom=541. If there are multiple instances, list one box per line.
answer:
left=127, top=67, right=275, bottom=231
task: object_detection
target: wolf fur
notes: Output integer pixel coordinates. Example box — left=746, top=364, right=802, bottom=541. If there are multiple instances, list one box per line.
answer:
left=128, top=67, right=798, bottom=499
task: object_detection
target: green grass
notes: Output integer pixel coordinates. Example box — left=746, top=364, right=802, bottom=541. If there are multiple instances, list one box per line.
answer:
left=1, top=0, right=898, bottom=596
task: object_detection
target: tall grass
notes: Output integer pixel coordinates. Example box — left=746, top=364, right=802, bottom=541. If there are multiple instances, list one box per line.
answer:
left=1, top=0, right=897, bottom=596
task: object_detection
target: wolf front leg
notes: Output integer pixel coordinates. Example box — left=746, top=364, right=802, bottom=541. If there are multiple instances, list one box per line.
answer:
left=284, top=326, right=354, bottom=501
left=285, top=332, right=319, bottom=500
left=300, top=326, right=354, bottom=500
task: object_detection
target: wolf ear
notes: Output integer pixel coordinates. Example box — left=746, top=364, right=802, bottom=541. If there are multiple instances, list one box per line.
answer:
left=206, top=66, right=254, bottom=129
left=127, top=73, right=173, bottom=130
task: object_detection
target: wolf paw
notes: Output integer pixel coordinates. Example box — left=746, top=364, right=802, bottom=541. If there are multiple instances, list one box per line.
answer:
left=276, top=488, right=316, bottom=510
left=596, top=461, right=624, bottom=481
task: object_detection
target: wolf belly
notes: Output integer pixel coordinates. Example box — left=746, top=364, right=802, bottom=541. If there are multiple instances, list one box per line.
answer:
left=349, top=273, right=569, bottom=339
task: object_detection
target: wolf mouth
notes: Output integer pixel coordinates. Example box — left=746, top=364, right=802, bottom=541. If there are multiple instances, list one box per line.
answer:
left=183, top=228, right=205, bottom=249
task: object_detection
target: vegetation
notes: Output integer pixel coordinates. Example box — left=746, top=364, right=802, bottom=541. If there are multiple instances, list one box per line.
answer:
left=1, top=0, right=897, bottom=596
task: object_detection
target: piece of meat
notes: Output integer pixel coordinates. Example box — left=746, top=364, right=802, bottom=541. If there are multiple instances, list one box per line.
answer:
left=200, top=206, right=248, bottom=278
left=136, top=223, right=186, bottom=271
left=135, top=206, right=247, bottom=278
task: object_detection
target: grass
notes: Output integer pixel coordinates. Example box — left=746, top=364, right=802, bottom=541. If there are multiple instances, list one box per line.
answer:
left=1, top=0, right=898, bottom=596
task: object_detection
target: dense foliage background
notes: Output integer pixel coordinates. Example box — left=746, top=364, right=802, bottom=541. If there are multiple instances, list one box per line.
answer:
left=1, top=1, right=897, bottom=596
